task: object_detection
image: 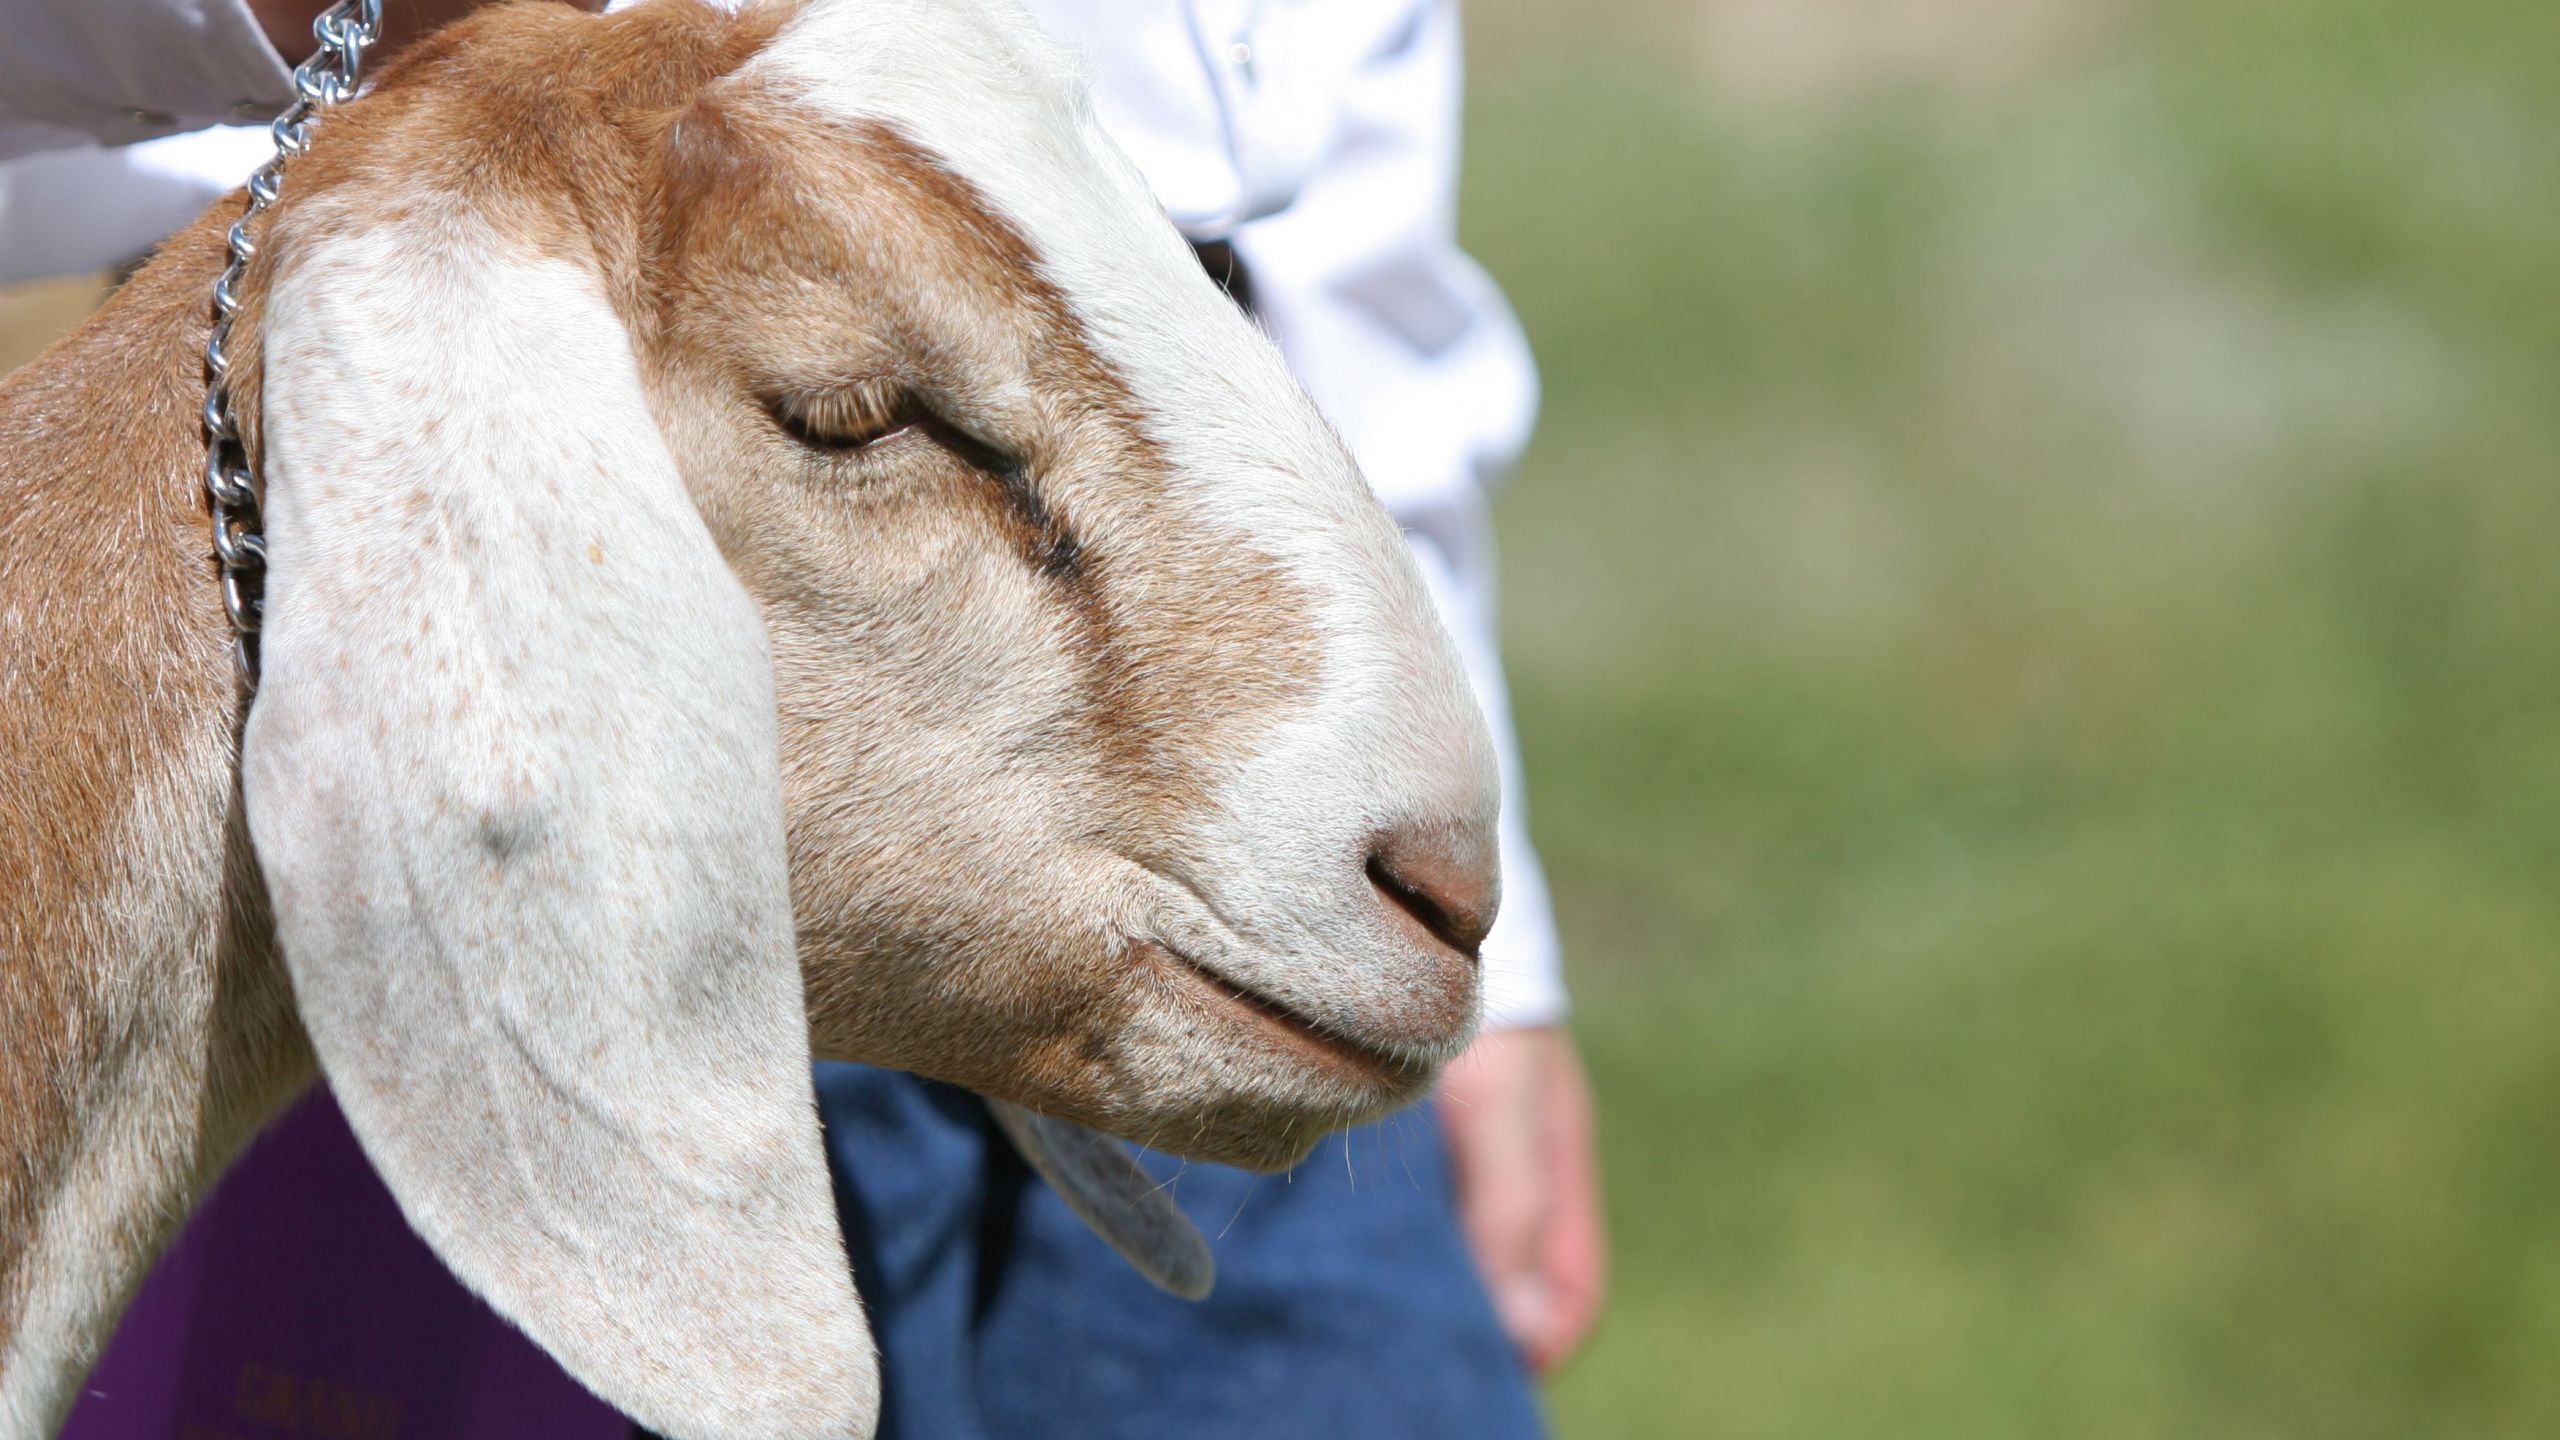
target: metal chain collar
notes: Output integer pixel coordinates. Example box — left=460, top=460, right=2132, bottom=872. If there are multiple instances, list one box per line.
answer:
left=202, top=0, right=384, bottom=687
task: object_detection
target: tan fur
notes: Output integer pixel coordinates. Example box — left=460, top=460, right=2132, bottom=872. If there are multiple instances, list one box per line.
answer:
left=0, top=0, right=1490, bottom=1426
left=0, top=206, right=314, bottom=1397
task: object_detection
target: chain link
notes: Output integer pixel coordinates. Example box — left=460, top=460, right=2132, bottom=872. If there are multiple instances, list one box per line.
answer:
left=203, top=0, right=384, bottom=687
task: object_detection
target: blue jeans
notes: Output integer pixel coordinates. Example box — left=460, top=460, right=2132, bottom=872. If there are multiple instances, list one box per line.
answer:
left=811, top=1064, right=1549, bottom=1440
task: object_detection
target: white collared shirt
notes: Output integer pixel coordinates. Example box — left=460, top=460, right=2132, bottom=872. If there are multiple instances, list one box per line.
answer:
left=0, top=0, right=1566, bottom=1027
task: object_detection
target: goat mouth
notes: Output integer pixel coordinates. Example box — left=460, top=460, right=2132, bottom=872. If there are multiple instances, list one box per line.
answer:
left=1139, top=941, right=1429, bottom=1088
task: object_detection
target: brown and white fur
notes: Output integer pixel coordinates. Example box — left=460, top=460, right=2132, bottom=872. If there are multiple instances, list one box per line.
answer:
left=0, top=0, right=1501, bottom=1435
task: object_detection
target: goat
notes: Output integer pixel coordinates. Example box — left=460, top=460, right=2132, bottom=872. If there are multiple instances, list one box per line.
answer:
left=0, top=0, right=1504, bottom=1436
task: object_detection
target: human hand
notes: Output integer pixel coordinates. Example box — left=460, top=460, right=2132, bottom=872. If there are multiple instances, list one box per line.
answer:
left=1438, top=1024, right=1608, bottom=1375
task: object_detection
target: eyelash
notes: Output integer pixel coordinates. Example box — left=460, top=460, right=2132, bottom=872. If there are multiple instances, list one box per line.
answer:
left=768, top=380, right=915, bottom=452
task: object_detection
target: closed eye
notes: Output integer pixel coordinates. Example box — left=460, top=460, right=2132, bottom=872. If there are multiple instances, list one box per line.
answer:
left=766, top=378, right=915, bottom=452
left=762, top=381, right=1058, bottom=567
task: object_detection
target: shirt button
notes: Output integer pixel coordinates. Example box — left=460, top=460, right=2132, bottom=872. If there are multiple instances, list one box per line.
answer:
left=231, top=98, right=273, bottom=119
left=122, top=106, right=177, bottom=127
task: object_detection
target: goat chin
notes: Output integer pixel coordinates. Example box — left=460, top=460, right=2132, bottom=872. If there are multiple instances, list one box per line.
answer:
left=0, top=0, right=1502, bottom=1435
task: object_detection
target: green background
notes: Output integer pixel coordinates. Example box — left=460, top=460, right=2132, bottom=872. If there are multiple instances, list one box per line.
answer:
left=1459, top=0, right=2560, bottom=1434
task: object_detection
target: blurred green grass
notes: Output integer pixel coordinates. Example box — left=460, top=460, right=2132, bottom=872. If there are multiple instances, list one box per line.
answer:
left=1460, top=0, right=2560, bottom=1434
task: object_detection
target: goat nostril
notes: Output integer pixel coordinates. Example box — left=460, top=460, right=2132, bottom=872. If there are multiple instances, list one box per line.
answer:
left=1366, top=834, right=1498, bottom=961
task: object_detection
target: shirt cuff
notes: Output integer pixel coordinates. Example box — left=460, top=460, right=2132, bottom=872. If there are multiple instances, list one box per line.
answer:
left=1, top=0, right=295, bottom=160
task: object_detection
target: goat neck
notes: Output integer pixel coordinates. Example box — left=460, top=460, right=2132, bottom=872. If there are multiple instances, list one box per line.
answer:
left=0, top=209, right=315, bottom=1438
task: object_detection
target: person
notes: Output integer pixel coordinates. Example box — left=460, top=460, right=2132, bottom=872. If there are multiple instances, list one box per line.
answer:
left=1, top=0, right=1607, bottom=1432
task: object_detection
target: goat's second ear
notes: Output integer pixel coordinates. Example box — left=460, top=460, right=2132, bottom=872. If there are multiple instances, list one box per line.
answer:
left=987, top=1101, right=1215, bottom=1300
left=240, top=221, right=877, bottom=1440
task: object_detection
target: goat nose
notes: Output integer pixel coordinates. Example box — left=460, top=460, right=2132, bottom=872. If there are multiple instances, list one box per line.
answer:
left=1366, top=824, right=1499, bottom=960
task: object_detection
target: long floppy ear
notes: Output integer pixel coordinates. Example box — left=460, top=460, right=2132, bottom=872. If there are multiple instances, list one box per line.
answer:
left=240, top=211, right=876, bottom=1439
left=986, top=1100, right=1215, bottom=1300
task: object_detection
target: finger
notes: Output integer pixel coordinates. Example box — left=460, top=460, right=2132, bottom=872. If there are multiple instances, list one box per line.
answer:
left=1527, top=1187, right=1606, bottom=1372
left=1438, top=1035, right=1560, bottom=1362
left=1526, top=1036, right=1609, bottom=1373
left=1453, top=1132, right=1550, bottom=1324
left=1494, top=1272, right=1560, bottom=1369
